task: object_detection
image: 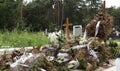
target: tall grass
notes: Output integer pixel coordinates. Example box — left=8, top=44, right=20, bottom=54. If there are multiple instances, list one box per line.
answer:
left=0, top=30, right=50, bottom=48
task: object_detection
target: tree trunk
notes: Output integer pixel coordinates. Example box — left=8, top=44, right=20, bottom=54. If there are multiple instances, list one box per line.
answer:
left=18, top=0, right=23, bottom=30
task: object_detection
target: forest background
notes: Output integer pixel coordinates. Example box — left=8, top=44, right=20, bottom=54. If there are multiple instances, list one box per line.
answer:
left=0, top=0, right=120, bottom=47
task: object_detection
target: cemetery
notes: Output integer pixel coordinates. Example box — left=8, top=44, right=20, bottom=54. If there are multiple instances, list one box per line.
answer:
left=0, top=0, right=120, bottom=71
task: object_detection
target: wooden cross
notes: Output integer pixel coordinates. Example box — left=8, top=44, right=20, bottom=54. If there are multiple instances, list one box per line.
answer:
left=103, top=0, right=112, bottom=14
left=63, top=18, right=72, bottom=41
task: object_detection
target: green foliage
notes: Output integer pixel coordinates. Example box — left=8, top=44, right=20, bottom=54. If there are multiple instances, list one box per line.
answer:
left=77, top=56, right=87, bottom=69
left=108, top=7, right=120, bottom=30
left=0, top=30, right=50, bottom=47
left=108, top=40, right=118, bottom=48
left=1, top=0, right=120, bottom=32
left=48, top=23, right=57, bottom=31
left=57, top=34, right=66, bottom=43
left=109, top=46, right=119, bottom=58
left=23, top=0, right=54, bottom=31
left=0, top=0, right=103, bottom=31
left=56, top=66, right=70, bottom=71
left=0, top=0, right=18, bottom=31
left=108, top=39, right=120, bottom=58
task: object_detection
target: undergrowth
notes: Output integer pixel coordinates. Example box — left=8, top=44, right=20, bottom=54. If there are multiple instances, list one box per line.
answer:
left=0, top=30, right=50, bottom=48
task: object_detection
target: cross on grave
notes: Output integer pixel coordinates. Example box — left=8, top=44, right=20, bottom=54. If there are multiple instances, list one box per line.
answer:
left=103, top=0, right=112, bottom=14
left=63, top=18, right=72, bottom=41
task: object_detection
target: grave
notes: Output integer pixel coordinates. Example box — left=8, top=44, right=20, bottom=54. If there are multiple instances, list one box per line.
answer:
left=0, top=0, right=119, bottom=71
left=73, top=25, right=82, bottom=37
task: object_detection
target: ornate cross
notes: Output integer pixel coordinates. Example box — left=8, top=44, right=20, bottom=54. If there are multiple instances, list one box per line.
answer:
left=63, top=18, right=72, bottom=41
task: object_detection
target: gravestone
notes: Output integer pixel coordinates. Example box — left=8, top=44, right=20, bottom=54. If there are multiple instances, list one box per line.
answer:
left=45, top=28, right=48, bottom=36
left=73, top=25, right=82, bottom=37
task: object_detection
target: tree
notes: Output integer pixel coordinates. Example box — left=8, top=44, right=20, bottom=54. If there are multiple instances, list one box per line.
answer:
left=18, top=0, right=24, bottom=30
left=81, top=0, right=102, bottom=26
left=108, top=7, right=120, bottom=31
left=23, top=0, right=54, bottom=31
left=0, top=0, right=103, bottom=31
left=0, top=0, right=18, bottom=31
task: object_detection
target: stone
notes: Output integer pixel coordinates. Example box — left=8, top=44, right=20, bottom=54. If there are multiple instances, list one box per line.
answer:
left=45, top=28, right=48, bottom=36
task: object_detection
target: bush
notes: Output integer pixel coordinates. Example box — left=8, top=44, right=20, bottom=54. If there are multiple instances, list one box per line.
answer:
left=108, top=39, right=120, bottom=58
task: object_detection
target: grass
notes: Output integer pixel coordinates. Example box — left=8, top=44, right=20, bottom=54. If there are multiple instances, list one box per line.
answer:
left=0, top=30, right=50, bottom=48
